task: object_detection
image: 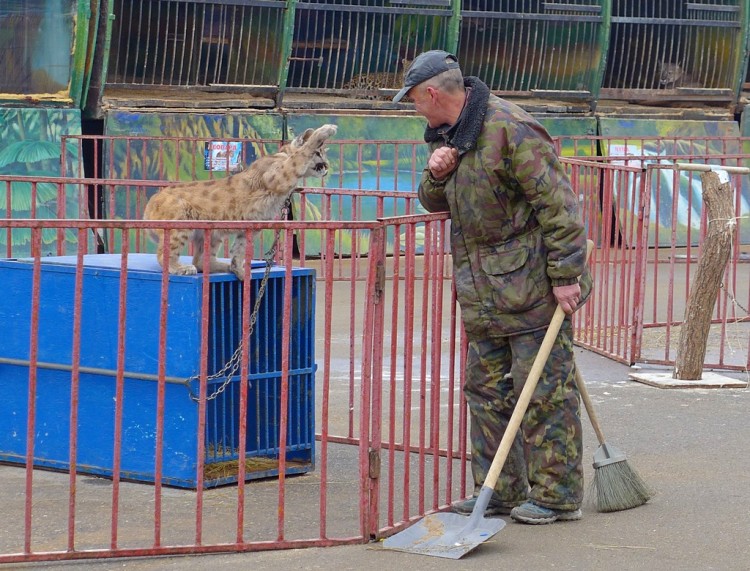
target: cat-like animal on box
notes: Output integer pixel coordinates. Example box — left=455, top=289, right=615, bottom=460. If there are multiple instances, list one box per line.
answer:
left=143, top=124, right=337, bottom=280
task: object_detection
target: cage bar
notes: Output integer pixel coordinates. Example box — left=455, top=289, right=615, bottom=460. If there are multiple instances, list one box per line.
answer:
left=457, top=0, right=606, bottom=101
left=107, top=0, right=287, bottom=94
left=287, top=0, right=455, bottom=101
left=601, top=0, right=743, bottom=103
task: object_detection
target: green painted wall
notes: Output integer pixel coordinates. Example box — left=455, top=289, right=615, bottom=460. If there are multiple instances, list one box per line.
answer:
left=0, top=107, right=83, bottom=256
left=104, top=111, right=284, bottom=188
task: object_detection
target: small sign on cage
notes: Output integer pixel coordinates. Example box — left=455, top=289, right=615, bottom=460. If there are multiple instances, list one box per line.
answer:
left=204, top=141, right=243, bottom=172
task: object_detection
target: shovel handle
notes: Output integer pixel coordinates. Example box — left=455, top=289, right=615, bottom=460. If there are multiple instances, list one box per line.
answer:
left=482, top=304, right=567, bottom=491
left=482, top=239, right=594, bottom=492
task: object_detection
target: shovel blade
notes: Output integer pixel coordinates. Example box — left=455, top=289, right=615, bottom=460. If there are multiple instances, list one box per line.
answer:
left=382, top=512, right=506, bottom=559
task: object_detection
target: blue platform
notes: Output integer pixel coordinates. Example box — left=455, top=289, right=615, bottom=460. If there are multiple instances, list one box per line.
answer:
left=0, top=254, right=316, bottom=488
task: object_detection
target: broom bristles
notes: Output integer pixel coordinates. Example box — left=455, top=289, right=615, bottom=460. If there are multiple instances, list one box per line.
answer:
left=593, top=459, right=652, bottom=513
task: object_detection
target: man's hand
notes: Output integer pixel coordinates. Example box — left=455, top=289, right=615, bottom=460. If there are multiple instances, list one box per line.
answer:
left=553, top=283, right=581, bottom=315
left=428, top=146, right=459, bottom=181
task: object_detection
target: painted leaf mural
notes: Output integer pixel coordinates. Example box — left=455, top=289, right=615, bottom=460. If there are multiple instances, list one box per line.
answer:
left=0, top=108, right=82, bottom=256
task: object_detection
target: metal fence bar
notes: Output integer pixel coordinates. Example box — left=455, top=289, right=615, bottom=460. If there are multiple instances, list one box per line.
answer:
left=4, top=141, right=748, bottom=369
left=23, top=229, right=42, bottom=555
left=66, top=236, right=84, bottom=551
left=364, top=223, right=387, bottom=538
left=0, top=216, right=391, bottom=564
left=369, top=212, right=464, bottom=540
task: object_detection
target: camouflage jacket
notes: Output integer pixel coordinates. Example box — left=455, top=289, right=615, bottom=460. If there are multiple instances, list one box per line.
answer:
left=418, top=77, right=591, bottom=338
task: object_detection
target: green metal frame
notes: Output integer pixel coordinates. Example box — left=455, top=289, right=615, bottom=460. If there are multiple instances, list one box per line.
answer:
left=277, top=0, right=460, bottom=102
left=23, top=0, right=750, bottom=112
left=277, top=0, right=298, bottom=106
left=735, top=0, right=750, bottom=105
left=590, top=0, right=611, bottom=107
left=69, top=0, right=92, bottom=107
left=447, top=0, right=461, bottom=54
left=82, top=0, right=116, bottom=117
left=80, top=0, right=100, bottom=110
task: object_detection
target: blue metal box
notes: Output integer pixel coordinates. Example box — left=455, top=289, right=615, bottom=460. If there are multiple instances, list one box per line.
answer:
left=0, top=254, right=316, bottom=488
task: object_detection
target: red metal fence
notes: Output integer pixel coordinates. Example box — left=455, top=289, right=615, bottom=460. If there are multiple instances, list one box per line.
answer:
left=562, top=155, right=750, bottom=370
left=0, top=210, right=470, bottom=564
left=5, top=136, right=750, bottom=367
left=1, top=137, right=749, bottom=563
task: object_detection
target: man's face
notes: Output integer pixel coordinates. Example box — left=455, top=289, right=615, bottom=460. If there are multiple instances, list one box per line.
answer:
left=406, top=85, right=440, bottom=128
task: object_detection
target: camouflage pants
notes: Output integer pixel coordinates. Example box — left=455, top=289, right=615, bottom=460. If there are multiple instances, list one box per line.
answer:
left=464, top=319, right=583, bottom=511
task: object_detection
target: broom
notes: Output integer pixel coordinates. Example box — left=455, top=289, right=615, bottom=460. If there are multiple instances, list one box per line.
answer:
left=574, top=367, right=652, bottom=512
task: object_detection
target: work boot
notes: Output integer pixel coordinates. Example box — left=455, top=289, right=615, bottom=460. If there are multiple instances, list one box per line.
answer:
left=451, top=494, right=516, bottom=517
left=510, top=501, right=582, bottom=524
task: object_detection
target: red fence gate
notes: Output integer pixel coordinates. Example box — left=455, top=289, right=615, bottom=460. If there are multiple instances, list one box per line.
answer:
left=563, top=156, right=750, bottom=370
left=0, top=194, right=472, bottom=563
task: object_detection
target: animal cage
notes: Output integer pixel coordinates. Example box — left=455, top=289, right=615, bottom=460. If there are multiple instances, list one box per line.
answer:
left=0, top=254, right=316, bottom=489
left=600, top=0, right=745, bottom=103
left=283, top=0, right=455, bottom=101
left=0, top=0, right=89, bottom=106
left=107, top=0, right=287, bottom=94
left=457, top=0, right=607, bottom=101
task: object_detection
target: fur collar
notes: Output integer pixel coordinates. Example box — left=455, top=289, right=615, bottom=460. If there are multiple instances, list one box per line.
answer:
left=423, top=76, right=490, bottom=155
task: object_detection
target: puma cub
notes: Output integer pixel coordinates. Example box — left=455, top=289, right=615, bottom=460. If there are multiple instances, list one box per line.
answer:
left=143, top=124, right=337, bottom=279
left=658, top=62, right=701, bottom=88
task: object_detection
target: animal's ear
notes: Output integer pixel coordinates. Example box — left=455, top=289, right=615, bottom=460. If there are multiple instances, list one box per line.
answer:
left=292, top=128, right=315, bottom=147
left=313, top=124, right=338, bottom=143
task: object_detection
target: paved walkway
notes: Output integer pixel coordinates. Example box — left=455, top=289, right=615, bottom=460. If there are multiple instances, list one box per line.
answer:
left=11, top=349, right=750, bottom=571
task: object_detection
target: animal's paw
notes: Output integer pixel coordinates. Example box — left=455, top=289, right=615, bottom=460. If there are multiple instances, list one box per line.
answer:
left=172, top=264, right=198, bottom=276
left=194, top=258, right=231, bottom=274
left=229, top=258, right=245, bottom=281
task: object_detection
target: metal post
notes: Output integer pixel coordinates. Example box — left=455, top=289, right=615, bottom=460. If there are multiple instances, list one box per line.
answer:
left=276, top=0, right=298, bottom=107
left=591, top=0, right=612, bottom=110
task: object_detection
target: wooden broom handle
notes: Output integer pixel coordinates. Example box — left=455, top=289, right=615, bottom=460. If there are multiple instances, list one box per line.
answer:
left=570, top=239, right=607, bottom=445
left=574, top=368, right=607, bottom=446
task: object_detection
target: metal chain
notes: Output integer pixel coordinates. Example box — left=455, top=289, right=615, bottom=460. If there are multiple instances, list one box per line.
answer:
left=186, top=199, right=291, bottom=402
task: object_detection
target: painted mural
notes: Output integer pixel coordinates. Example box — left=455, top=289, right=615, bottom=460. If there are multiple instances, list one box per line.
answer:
left=100, top=111, right=750, bottom=256
left=600, top=118, right=750, bottom=246
left=104, top=111, right=431, bottom=256
left=102, top=110, right=284, bottom=253
left=0, top=107, right=82, bottom=257
left=104, top=110, right=284, bottom=185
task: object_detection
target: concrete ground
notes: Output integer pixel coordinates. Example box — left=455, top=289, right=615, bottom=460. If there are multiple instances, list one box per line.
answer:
left=9, top=348, right=750, bottom=571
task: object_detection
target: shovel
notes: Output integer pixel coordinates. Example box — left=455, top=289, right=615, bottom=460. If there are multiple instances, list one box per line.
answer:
left=383, top=304, right=568, bottom=559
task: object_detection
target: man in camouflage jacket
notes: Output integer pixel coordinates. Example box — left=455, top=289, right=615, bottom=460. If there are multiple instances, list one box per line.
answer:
left=394, top=51, right=592, bottom=524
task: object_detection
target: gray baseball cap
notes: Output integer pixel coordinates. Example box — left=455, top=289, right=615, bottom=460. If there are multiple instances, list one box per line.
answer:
left=392, top=50, right=461, bottom=103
